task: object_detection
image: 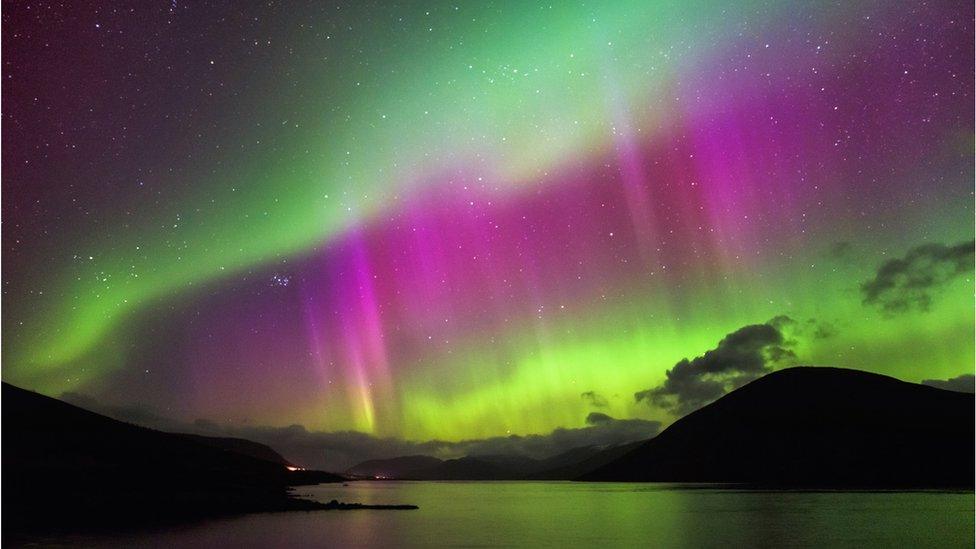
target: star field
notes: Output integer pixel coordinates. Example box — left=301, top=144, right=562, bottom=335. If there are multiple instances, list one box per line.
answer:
left=3, top=1, right=972, bottom=440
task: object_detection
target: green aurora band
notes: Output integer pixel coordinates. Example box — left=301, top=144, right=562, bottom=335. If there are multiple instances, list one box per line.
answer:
left=3, top=0, right=972, bottom=440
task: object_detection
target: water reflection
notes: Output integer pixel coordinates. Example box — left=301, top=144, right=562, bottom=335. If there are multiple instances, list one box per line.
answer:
left=53, top=482, right=975, bottom=548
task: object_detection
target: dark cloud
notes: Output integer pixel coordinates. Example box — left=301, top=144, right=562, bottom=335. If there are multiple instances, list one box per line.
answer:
left=767, top=315, right=796, bottom=332
left=829, top=241, right=854, bottom=259
left=57, top=393, right=660, bottom=471
left=771, top=315, right=835, bottom=341
left=809, top=319, right=836, bottom=340
left=861, top=240, right=973, bottom=314
left=585, top=412, right=613, bottom=424
left=580, top=390, right=609, bottom=408
left=921, top=374, right=975, bottom=394
left=635, top=318, right=797, bottom=415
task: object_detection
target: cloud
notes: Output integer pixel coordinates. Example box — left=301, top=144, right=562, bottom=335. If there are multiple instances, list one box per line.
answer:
left=921, top=374, right=975, bottom=394
left=580, top=390, right=609, bottom=407
left=771, top=314, right=835, bottom=341
left=861, top=240, right=973, bottom=314
left=635, top=318, right=797, bottom=415
left=809, top=319, right=836, bottom=340
left=829, top=241, right=854, bottom=259
left=57, top=392, right=660, bottom=471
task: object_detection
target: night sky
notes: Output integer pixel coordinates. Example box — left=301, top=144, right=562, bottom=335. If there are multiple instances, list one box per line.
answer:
left=3, top=1, right=973, bottom=456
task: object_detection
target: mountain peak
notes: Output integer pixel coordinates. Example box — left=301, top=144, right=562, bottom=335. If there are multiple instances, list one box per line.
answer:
left=581, top=366, right=974, bottom=487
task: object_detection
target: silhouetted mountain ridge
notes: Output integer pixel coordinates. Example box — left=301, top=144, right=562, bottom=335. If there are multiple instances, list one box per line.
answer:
left=581, top=367, right=975, bottom=487
left=347, top=454, right=445, bottom=479
left=1, top=382, right=347, bottom=531
left=178, top=433, right=294, bottom=466
left=346, top=444, right=640, bottom=480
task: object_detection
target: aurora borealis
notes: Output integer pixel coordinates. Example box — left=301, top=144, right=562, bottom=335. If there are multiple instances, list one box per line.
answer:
left=3, top=0, right=973, bottom=448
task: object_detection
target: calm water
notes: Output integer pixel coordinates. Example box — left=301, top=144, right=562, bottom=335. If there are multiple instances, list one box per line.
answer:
left=48, top=482, right=975, bottom=547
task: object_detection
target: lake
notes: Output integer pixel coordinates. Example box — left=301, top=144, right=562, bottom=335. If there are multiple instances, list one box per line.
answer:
left=46, top=482, right=975, bottom=547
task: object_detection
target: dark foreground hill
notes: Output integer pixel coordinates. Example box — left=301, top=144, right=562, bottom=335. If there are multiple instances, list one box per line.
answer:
left=2, top=382, right=354, bottom=532
left=580, top=367, right=975, bottom=487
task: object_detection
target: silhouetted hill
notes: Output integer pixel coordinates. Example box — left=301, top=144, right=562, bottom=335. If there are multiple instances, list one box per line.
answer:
left=580, top=367, right=975, bottom=487
left=528, top=441, right=644, bottom=480
left=347, top=455, right=445, bottom=479
left=432, top=456, right=513, bottom=479
left=179, top=433, right=294, bottom=466
left=469, top=454, right=542, bottom=474
left=2, top=382, right=345, bottom=531
left=350, top=455, right=521, bottom=480
left=347, top=444, right=646, bottom=480
left=178, top=434, right=340, bottom=485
